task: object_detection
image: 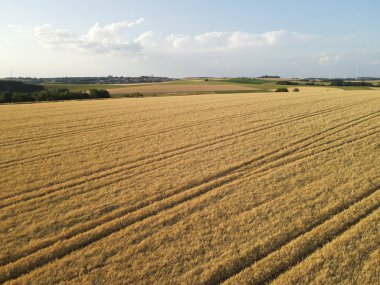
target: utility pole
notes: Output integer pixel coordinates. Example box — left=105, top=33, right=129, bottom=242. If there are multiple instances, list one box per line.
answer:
left=355, top=66, right=359, bottom=81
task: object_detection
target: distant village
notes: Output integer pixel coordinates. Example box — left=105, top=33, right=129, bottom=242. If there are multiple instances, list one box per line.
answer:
left=5, top=76, right=178, bottom=84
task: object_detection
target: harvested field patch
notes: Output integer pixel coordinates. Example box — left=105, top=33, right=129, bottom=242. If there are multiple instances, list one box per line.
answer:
left=0, top=90, right=379, bottom=284
left=107, top=84, right=258, bottom=95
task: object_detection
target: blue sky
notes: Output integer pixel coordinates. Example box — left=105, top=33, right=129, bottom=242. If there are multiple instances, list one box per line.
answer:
left=1, top=0, right=380, bottom=77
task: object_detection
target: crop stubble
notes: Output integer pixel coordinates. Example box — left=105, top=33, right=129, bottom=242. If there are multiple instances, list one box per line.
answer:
left=0, top=90, right=379, bottom=284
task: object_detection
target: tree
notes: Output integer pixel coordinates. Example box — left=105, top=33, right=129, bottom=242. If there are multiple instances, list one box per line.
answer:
left=0, top=80, right=44, bottom=92
left=0, top=91, right=13, bottom=103
left=275, top=88, right=289, bottom=92
left=276, top=81, right=299, bottom=85
left=89, top=89, right=110, bottom=98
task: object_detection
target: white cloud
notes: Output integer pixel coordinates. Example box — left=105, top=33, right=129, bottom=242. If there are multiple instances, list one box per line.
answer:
left=33, top=24, right=76, bottom=47
left=135, top=31, right=155, bottom=47
left=263, top=30, right=286, bottom=45
left=18, top=20, right=316, bottom=57
left=153, top=30, right=315, bottom=53
left=227, top=32, right=264, bottom=48
left=82, top=18, right=144, bottom=42
left=317, top=50, right=342, bottom=65
left=23, top=18, right=145, bottom=54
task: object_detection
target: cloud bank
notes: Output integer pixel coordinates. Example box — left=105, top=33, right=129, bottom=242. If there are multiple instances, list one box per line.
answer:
left=13, top=19, right=379, bottom=78
left=22, top=19, right=316, bottom=56
left=28, top=18, right=145, bottom=54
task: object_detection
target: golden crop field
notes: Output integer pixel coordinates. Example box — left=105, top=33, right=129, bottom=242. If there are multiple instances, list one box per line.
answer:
left=107, top=83, right=258, bottom=96
left=0, top=89, right=379, bottom=284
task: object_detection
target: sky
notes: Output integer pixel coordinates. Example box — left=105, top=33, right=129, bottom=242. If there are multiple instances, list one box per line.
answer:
left=1, top=0, right=380, bottom=78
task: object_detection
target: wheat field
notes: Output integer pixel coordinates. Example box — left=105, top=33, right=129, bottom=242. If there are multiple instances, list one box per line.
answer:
left=107, top=84, right=258, bottom=95
left=0, top=89, right=379, bottom=284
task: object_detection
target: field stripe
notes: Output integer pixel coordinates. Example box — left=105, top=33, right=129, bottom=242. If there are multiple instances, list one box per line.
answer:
left=1, top=134, right=378, bottom=283
left=0, top=96, right=285, bottom=146
left=1, top=93, right=379, bottom=284
left=0, top=102, right=343, bottom=200
left=0, top=91, right=335, bottom=131
left=0, top=139, right=238, bottom=221
left=1, top=110, right=378, bottom=219
left=0, top=95, right=269, bottom=129
left=4, top=120, right=378, bottom=232
left=0, top=111, right=378, bottom=233
left=2, top=110, right=378, bottom=222
left=0, top=98, right=304, bottom=164
left=0, top=120, right=377, bottom=277
left=1, top=99, right=376, bottom=205
left=0, top=95, right=338, bottom=167
left=0, top=94, right=374, bottom=154
left=0, top=94, right=265, bottom=127
left=265, top=207, right=380, bottom=284
left=0, top=101, right=281, bottom=169
left=219, top=188, right=380, bottom=285
left=63, top=167, right=380, bottom=284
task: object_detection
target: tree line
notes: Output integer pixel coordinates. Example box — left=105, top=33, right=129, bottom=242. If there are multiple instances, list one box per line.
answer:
left=328, top=79, right=377, bottom=87
left=0, top=81, right=110, bottom=103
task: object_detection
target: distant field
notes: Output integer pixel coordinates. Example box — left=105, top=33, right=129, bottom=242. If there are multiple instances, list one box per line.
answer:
left=1, top=90, right=379, bottom=284
left=108, top=84, right=258, bottom=96
left=336, top=86, right=374, bottom=91
left=41, top=79, right=376, bottom=96
left=42, top=83, right=128, bottom=92
left=223, top=78, right=276, bottom=84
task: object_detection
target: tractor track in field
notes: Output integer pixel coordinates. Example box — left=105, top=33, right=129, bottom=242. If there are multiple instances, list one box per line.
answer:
left=1, top=99, right=377, bottom=207
left=217, top=187, right=380, bottom=285
left=0, top=96, right=278, bottom=147
left=0, top=94, right=340, bottom=167
left=0, top=109, right=378, bottom=280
